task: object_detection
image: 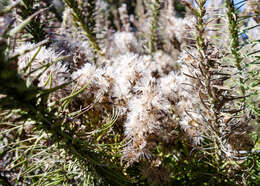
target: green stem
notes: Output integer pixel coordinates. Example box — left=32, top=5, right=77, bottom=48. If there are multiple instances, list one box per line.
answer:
left=226, top=0, right=245, bottom=96
left=149, top=0, right=160, bottom=53
left=64, top=0, right=102, bottom=55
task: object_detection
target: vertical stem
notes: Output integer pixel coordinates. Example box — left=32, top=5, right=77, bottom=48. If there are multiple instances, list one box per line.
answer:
left=64, top=0, right=101, bottom=55
left=226, top=0, right=245, bottom=96
left=186, top=0, right=223, bottom=182
left=149, top=0, right=160, bottom=53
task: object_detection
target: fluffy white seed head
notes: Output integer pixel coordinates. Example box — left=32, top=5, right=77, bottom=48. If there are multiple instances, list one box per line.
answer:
left=108, top=32, right=141, bottom=56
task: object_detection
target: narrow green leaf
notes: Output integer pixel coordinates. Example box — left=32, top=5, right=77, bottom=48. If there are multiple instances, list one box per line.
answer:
left=9, top=7, right=48, bottom=37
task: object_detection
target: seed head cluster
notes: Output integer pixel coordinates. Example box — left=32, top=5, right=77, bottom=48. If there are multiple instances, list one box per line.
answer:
left=8, top=1, right=258, bottom=182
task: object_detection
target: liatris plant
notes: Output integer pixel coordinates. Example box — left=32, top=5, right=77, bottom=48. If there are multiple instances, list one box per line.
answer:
left=0, top=0, right=259, bottom=185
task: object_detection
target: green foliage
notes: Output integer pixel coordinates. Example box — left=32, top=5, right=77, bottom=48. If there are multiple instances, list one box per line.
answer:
left=64, top=0, right=101, bottom=54
left=16, top=0, right=47, bottom=42
left=0, top=0, right=10, bottom=7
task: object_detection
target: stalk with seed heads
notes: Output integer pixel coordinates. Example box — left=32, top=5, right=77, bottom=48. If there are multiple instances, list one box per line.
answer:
left=64, top=0, right=101, bottom=54
left=149, top=0, right=160, bottom=53
left=226, top=0, right=245, bottom=96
